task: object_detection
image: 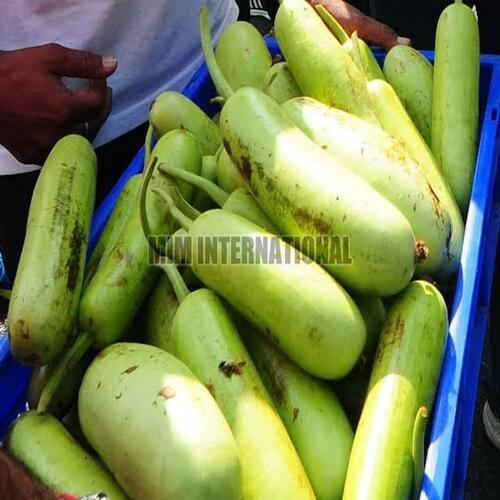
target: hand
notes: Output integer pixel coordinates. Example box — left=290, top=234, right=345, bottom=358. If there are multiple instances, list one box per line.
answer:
left=0, top=43, right=117, bottom=165
left=310, top=0, right=411, bottom=50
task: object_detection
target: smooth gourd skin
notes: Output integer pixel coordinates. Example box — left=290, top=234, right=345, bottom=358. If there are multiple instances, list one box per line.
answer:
left=173, top=289, right=315, bottom=499
left=383, top=46, right=434, bottom=144
left=282, top=97, right=451, bottom=276
left=84, top=174, right=142, bottom=288
left=139, top=273, right=179, bottom=353
left=432, top=1, right=480, bottom=215
left=343, top=281, right=448, bottom=500
left=193, top=155, right=218, bottom=211
left=187, top=209, right=367, bottom=380
left=8, top=411, right=126, bottom=499
left=275, top=0, right=378, bottom=124
left=79, top=343, right=242, bottom=500
left=221, top=87, right=416, bottom=296
left=263, top=62, right=302, bottom=104
left=217, top=147, right=247, bottom=193
left=215, top=21, right=272, bottom=90
left=8, top=135, right=96, bottom=366
left=368, top=78, right=465, bottom=279
left=223, top=188, right=279, bottom=233
left=80, top=130, right=201, bottom=349
left=243, top=326, right=354, bottom=500
left=149, top=91, right=222, bottom=156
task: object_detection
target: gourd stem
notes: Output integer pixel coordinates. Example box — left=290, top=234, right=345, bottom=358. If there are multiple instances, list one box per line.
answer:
left=159, top=163, right=229, bottom=207
left=151, top=188, right=193, bottom=232
left=199, top=6, right=234, bottom=101
left=0, top=289, right=11, bottom=300
left=144, top=124, right=154, bottom=170
left=154, top=257, right=190, bottom=303
left=37, top=331, right=92, bottom=413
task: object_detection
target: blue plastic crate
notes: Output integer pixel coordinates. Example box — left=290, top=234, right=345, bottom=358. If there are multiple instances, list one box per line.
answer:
left=0, top=38, right=499, bottom=499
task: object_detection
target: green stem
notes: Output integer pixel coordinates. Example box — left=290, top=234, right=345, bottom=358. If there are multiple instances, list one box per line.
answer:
left=171, top=185, right=202, bottom=220
left=0, top=289, right=11, bottom=300
left=315, top=5, right=349, bottom=44
left=349, top=31, right=366, bottom=74
left=211, top=96, right=226, bottom=106
left=37, top=331, right=92, bottom=413
left=139, top=155, right=159, bottom=249
left=215, top=144, right=224, bottom=161
left=151, top=188, right=193, bottom=231
left=166, top=228, right=190, bottom=264
left=154, top=257, right=190, bottom=303
left=199, top=6, right=234, bottom=101
left=412, top=406, right=429, bottom=500
left=144, top=124, right=154, bottom=171
left=159, top=163, right=229, bottom=207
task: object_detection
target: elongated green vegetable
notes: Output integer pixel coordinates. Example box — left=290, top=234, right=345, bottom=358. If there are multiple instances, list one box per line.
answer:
left=263, top=62, right=302, bottom=104
left=201, top=9, right=416, bottom=294
left=241, top=322, right=353, bottom=500
left=214, top=21, right=272, bottom=91
left=275, top=0, right=378, bottom=123
left=80, top=131, right=201, bottom=349
left=84, top=174, right=141, bottom=288
left=368, top=78, right=464, bottom=279
left=315, top=4, right=385, bottom=81
left=432, top=0, right=480, bottom=215
left=147, top=91, right=222, bottom=164
left=138, top=274, right=179, bottom=353
left=38, top=131, right=201, bottom=413
left=159, top=163, right=278, bottom=233
left=217, top=147, right=247, bottom=193
left=160, top=212, right=366, bottom=379
left=343, top=280, right=448, bottom=499
left=193, top=155, right=218, bottom=211
left=222, top=88, right=417, bottom=295
left=173, top=287, right=315, bottom=499
left=79, top=343, right=242, bottom=500
left=383, top=46, right=434, bottom=144
left=8, top=135, right=96, bottom=366
left=282, top=97, right=451, bottom=276
left=7, top=411, right=126, bottom=499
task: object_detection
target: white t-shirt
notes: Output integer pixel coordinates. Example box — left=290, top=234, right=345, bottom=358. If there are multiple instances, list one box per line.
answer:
left=0, top=1, right=238, bottom=175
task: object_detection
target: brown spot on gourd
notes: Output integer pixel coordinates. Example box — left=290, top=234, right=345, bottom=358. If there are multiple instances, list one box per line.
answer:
left=239, top=156, right=252, bottom=180
left=122, top=365, right=138, bottom=375
left=218, top=361, right=247, bottom=377
left=160, top=386, right=176, bottom=399
left=97, top=381, right=101, bottom=389
left=308, top=327, right=322, bottom=345
left=222, top=139, right=232, bottom=157
left=294, top=208, right=330, bottom=235
left=292, top=408, right=300, bottom=422
left=376, top=315, right=405, bottom=363
left=66, top=222, right=85, bottom=291
left=16, top=320, right=29, bottom=339
left=115, top=393, right=122, bottom=400
left=415, top=240, right=429, bottom=263
left=115, top=276, right=127, bottom=287
left=205, top=383, right=216, bottom=397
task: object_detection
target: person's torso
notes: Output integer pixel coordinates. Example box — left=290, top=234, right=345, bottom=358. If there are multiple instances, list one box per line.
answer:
left=0, top=0, right=238, bottom=174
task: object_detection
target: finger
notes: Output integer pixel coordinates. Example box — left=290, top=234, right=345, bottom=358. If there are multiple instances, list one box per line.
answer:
left=45, top=44, right=117, bottom=79
left=69, top=87, right=112, bottom=140
left=67, top=84, right=109, bottom=121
